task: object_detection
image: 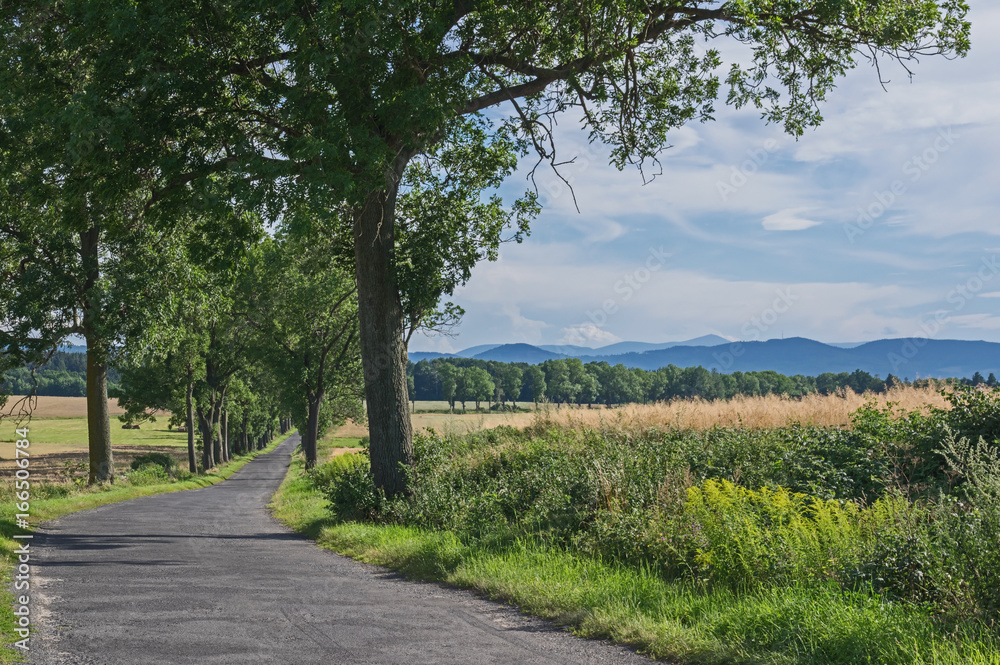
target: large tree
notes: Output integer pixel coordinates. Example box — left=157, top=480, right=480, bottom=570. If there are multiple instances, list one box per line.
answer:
left=2, top=1, right=971, bottom=495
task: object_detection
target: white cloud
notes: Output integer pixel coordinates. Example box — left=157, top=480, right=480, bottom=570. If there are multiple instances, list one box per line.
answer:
left=558, top=324, right=622, bottom=347
left=762, top=208, right=821, bottom=231
left=979, top=292, right=1000, bottom=299
left=501, top=304, right=549, bottom=343
left=948, top=314, right=1000, bottom=330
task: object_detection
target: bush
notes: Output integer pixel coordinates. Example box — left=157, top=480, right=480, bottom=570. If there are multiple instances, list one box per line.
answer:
left=311, top=453, right=387, bottom=522
left=676, top=478, right=862, bottom=590
left=937, top=385, right=1000, bottom=446
left=129, top=452, right=177, bottom=474
left=321, top=402, right=1000, bottom=628
left=127, top=462, right=171, bottom=485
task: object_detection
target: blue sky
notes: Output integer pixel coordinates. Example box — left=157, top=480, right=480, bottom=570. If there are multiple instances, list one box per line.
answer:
left=411, top=1, right=1000, bottom=353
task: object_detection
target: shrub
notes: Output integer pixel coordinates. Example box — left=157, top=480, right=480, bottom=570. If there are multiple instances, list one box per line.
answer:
left=127, top=462, right=171, bottom=485
left=311, top=452, right=387, bottom=522
left=937, top=385, right=1000, bottom=446
left=678, top=478, right=861, bottom=590
left=129, top=452, right=177, bottom=474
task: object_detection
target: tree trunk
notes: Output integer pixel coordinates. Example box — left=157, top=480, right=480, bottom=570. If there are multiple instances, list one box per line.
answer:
left=304, top=393, right=323, bottom=470
left=211, top=398, right=222, bottom=465
left=221, top=409, right=229, bottom=463
left=353, top=173, right=414, bottom=498
left=185, top=375, right=196, bottom=473
left=84, top=344, right=112, bottom=483
left=80, top=227, right=113, bottom=484
left=197, top=406, right=214, bottom=470
left=241, top=414, right=248, bottom=454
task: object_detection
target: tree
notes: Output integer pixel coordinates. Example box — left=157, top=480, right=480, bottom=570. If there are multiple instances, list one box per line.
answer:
left=3, top=1, right=971, bottom=495
left=437, top=362, right=458, bottom=412
left=503, top=365, right=523, bottom=410
left=238, top=234, right=364, bottom=468
left=525, top=365, right=546, bottom=406
left=466, top=367, right=495, bottom=411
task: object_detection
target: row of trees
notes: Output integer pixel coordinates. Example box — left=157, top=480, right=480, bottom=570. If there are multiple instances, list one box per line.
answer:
left=111, top=230, right=366, bottom=474
left=411, top=358, right=985, bottom=410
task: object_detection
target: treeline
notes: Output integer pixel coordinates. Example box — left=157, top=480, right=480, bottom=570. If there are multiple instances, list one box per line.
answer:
left=2, top=352, right=120, bottom=397
left=409, top=357, right=998, bottom=410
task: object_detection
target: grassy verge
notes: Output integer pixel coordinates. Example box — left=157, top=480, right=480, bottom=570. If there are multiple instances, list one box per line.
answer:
left=271, top=434, right=1000, bottom=665
left=0, top=429, right=295, bottom=661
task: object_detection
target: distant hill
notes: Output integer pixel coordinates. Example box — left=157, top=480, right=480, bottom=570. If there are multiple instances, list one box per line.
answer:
left=471, top=343, right=565, bottom=363
left=539, top=335, right=731, bottom=357
left=409, top=351, right=453, bottom=362
left=409, top=337, right=1000, bottom=378
left=58, top=344, right=87, bottom=354
left=453, top=344, right=501, bottom=358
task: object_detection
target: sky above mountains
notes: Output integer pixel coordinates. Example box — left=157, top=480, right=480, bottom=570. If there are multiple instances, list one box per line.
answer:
left=410, top=1, right=1000, bottom=354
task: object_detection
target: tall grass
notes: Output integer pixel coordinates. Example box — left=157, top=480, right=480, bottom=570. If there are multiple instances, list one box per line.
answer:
left=544, top=384, right=949, bottom=431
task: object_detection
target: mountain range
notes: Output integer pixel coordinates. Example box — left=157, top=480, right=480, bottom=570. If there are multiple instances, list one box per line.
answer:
left=410, top=336, right=1000, bottom=379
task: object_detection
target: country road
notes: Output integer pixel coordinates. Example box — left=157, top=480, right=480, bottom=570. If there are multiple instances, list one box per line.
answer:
left=29, top=434, right=652, bottom=664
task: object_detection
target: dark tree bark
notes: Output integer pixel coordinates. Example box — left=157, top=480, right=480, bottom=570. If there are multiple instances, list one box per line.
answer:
left=221, top=409, right=229, bottom=463
left=197, top=406, right=214, bottom=469
left=185, top=371, right=196, bottom=473
left=80, top=227, right=113, bottom=484
left=241, top=413, right=248, bottom=455
left=353, top=158, right=414, bottom=498
left=303, top=392, right=323, bottom=470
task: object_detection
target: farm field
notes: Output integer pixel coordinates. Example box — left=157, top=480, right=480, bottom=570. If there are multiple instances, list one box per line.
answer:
left=0, top=397, right=185, bottom=481
left=333, top=385, right=951, bottom=439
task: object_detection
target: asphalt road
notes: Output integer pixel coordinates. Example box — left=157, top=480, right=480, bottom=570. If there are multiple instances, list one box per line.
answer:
left=29, top=434, right=653, bottom=664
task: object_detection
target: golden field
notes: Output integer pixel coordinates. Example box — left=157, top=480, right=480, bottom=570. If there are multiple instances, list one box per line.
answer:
left=332, top=384, right=951, bottom=437
left=1, top=386, right=952, bottom=481
left=541, top=384, right=950, bottom=431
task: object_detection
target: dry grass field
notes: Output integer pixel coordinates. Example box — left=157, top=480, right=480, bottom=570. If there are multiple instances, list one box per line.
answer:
left=331, top=385, right=950, bottom=438
left=2, top=386, right=951, bottom=482
left=543, top=384, right=950, bottom=432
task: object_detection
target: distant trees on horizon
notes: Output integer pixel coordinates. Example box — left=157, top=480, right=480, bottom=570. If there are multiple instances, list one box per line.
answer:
left=409, top=357, right=998, bottom=411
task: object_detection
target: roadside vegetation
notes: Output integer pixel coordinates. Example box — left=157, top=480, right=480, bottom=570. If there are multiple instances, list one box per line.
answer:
left=275, top=386, right=1000, bottom=665
left=0, top=428, right=296, bottom=661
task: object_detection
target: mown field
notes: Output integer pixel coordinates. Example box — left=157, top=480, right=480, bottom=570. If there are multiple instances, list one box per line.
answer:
left=274, top=386, right=1000, bottom=665
left=0, top=397, right=185, bottom=482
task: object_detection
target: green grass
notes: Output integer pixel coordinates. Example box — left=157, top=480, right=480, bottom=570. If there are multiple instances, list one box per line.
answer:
left=322, top=436, right=365, bottom=449
left=0, top=430, right=296, bottom=660
left=270, top=435, right=1000, bottom=665
left=0, top=417, right=187, bottom=449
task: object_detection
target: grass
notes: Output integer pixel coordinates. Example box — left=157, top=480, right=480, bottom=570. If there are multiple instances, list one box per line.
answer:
left=0, top=417, right=187, bottom=450
left=0, top=396, right=128, bottom=419
left=542, top=384, right=950, bottom=430
left=0, top=429, right=296, bottom=660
